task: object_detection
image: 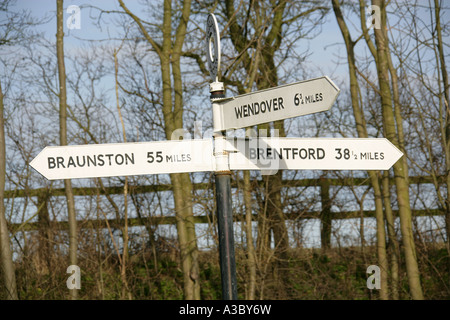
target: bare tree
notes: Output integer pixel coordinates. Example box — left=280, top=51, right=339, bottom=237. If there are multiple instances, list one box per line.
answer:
left=371, top=0, right=423, bottom=299
left=220, top=0, right=328, bottom=298
left=331, top=0, right=389, bottom=299
left=118, top=0, right=201, bottom=299
left=0, top=0, right=43, bottom=300
left=114, top=45, right=132, bottom=300
left=0, top=77, right=18, bottom=300
left=56, top=0, right=78, bottom=300
left=434, top=0, right=450, bottom=286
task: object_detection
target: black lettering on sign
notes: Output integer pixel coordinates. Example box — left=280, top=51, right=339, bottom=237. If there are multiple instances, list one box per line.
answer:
left=87, top=155, right=96, bottom=166
left=248, top=147, right=325, bottom=160
left=48, top=157, right=56, bottom=169
left=67, top=156, right=76, bottom=168
left=97, top=154, right=105, bottom=166
left=48, top=153, right=135, bottom=169
left=105, top=154, right=114, bottom=165
left=165, top=153, right=192, bottom=163
left=360, top=152, right=384, bottom=160
left=294, top=92, right=323, bottom=106
left=234, top=97, right=285, bottom=119
left=57, top=157, right=65, bottom=168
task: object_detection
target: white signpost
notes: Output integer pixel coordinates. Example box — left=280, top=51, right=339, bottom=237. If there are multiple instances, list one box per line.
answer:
left=29, top=12, right=404, bottom=301
left=212, top=76, right=340, bottom=131
left=30, top=139, right=215, bottom=180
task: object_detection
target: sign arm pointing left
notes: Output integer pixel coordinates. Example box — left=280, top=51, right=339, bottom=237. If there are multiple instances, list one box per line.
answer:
left=30, top=139, right=216, bottom=180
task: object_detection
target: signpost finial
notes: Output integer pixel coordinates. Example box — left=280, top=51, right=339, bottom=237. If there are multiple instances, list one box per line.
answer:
left=206, top=13, right=221, bottom=82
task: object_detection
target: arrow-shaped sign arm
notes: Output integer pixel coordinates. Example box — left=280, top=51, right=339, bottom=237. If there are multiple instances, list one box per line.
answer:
left=213, top=76, right=341, bottom=131
left=226, top=137, right=403, bottom=171
left=29, top=140, right=216, bottom=180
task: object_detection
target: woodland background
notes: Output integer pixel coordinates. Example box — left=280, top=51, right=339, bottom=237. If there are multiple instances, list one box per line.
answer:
left=0, top=0, right=449, bottom=300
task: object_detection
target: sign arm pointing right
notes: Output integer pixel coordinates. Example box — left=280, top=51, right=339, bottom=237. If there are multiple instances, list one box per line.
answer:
left=213, top=76, right=340, bottom=132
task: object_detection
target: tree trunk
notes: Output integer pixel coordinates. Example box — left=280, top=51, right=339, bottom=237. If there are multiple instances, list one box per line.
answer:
left=372, top=0, right=423, bottom=300
left=243, top=170, right=257, bottom=299
left=0, top=78, right=18, bottom=300
left=332, top=0, right=389, bottom=299
left=56, top=0, right=78, bottom=300
left=433, top=0, right=450, bottom=290
left=37, top=189, right=52, bottom=274
left=382, top=171, right=400, bottom=299
left=319, top=177, right=332, bottom=251
left=114, top=48, right=132, bottom=300
left=118, top=0, right=199, bottom=299
left=257, top=2, right=290, bottom=273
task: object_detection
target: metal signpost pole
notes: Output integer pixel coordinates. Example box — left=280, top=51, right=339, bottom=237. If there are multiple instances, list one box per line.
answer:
left=211, top=82, right=238, bottom=300
left=207, top=13, right=238, bottom=300
left=214, top=171, right=237, bottom=300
